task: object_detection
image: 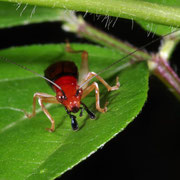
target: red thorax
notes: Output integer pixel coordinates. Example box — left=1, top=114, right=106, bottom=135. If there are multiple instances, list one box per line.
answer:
left=54, top=75, right=83, bottom=113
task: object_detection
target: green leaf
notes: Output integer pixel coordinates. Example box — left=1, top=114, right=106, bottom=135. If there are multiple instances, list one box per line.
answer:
left=135, top=0, right=180, bottom=35
left=136, top=20, right=179, bottom=36
left=0, top=44, right=148, bottom=179
left=0, top=1, right=63, bottom=28
left=0, top=0, right=180, bottom=28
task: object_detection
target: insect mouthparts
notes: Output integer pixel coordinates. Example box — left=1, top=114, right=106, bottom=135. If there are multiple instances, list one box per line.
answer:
left=71, top=106, right=79, bottom=113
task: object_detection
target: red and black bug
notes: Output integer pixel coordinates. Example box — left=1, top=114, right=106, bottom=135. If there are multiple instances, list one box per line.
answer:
left=1, top=29, right=178, bottom=132
left=23, top=42, right=119, bottom=132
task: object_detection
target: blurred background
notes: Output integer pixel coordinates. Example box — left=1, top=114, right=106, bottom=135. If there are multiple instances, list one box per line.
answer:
left=0, top=13, right=180, bottom=180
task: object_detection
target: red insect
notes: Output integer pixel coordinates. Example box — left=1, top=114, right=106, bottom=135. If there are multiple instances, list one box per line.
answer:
left=25, top=42, right=120, bottom=132
left=2, top=29, right=175, bottom=132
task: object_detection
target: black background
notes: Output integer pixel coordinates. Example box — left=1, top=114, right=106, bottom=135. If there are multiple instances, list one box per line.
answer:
left=0, top=13, right=180, bottom=180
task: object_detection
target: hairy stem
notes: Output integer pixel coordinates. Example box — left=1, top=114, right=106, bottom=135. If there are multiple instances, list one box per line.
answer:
left=1, top=0, right=180, bottom=27
left=61, top=12, right=150, bottom=61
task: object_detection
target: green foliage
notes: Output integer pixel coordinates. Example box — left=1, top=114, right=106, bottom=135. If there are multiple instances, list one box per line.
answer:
left=135, top=0, right=180, bottom=35
left=136, top=21, right=178, bottom=36
left=0, top=44, right=148, bottom=179
left=0, top=0, right=179, bottom=179
left=1, top=0, right=180, bottom=28
left=0, top=2, right=63, bottom=28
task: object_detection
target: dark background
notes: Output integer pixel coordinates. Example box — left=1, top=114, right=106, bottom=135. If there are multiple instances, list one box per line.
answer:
left=0, top=13, right=180, bottom=180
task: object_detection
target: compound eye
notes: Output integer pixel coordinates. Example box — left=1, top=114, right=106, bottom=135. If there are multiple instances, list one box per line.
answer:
left=57, top=95, right=67, bottom=102
left=60, top=96, right=64, bottom=99
left=76, top=89, right=82, bottom=96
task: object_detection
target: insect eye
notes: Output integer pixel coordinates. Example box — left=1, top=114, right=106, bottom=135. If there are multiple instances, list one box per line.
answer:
left=76, top=89, right=82, bottom=96
left=58, top=95, right=67, bottom=100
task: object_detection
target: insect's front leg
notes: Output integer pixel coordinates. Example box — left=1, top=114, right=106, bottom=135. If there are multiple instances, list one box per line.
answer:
left=81, top=73, right=120, bottom=113
left=24, top=92, right=60, bottom=132
left=82, top=82, right=108, bottom=113
left=81, top=72, right=120, bottom=91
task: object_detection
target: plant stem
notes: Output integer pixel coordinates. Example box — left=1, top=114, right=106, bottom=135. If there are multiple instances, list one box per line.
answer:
left=152, top=55, right=180, bottom=100
left=159, top=31, right=180, bottom=60
left=149, top=32, right=180, bottom=100
left=61, top=12, right=150, bottom=61
left=77, top=23, right=149, bottom=60
left=1, top=0, right=180, bottom=27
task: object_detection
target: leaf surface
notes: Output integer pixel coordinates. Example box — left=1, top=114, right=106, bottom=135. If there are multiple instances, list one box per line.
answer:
left=0, top=44, right=148, bottom=179
left=0, top=2, right=63, bottom=28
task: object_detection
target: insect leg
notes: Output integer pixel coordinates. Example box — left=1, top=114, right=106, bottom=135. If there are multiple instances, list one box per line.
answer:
left=24, top=92, right=60, bottom=132
left=82, top=82, right=108, bottom=113
left=66, top=41, right=89, bottom=87
left=81, top=72, right=120, bottom=91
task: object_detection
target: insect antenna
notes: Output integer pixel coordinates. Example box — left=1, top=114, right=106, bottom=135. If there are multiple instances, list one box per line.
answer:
left=79, top=29, right=180, bottom=89
left=0, top=56, right=66, bottom=97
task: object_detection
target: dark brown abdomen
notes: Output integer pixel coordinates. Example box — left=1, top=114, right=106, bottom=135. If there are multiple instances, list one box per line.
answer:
left=44, top=61, right=78, bottom=86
